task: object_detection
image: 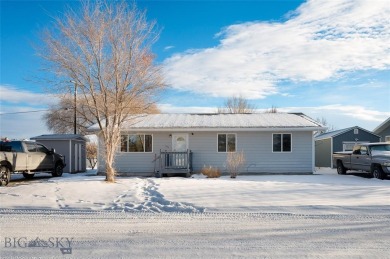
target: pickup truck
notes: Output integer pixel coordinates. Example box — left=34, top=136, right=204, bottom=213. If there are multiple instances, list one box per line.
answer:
left=0, top=140, right=66, bottom=186
left=333, top=143, right=390, bottom=179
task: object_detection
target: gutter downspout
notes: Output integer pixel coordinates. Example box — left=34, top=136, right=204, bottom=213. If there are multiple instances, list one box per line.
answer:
left=69, top=140, right=72, bottom=174
left=330, top=138, right=334, bottom=168
left=312, top=132, right=315, bottom=173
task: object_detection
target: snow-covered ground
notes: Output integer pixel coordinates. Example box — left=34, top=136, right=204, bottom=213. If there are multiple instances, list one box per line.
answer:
left=1, top=168, right=389, bottom=214
left=1, top=168, right=389, bottom=258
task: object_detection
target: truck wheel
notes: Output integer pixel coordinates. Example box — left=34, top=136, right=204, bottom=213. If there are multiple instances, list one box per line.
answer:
left=52, top=163, right=63, bottom=177
left=372, top=166, right=384, bottom=180
left=337, top=161, right=346, bottom=175
left=23, top=173, right=35, bottom=179
left=0, top=166, right=11, bottom=186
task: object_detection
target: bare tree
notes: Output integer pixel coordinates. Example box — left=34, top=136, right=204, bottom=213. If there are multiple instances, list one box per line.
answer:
left=43, top=96, right=94, bottom=135
left=43, top=95, right=159, bottom=135
left=86, top=142, right=98, bottom=170
left=316, top=117, right=336, bottom=133
left=39, top=1, right=165, bottom=182
left=217, top=95, right=256, bottom=114
left=264, top=105, right=278, bottom=113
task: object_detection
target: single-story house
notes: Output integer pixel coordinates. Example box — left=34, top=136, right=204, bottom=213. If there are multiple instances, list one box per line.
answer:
left=31, top=134, right=88, bottom=174
left=314, top=126, right=380, bottom=168
left=91, top=113, right=324, bottom=176
left=373, top=117, right=390, bottom=142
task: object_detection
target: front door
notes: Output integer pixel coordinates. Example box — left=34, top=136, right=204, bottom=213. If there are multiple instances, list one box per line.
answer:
left=172, top=133, right=188, bottom=152
left=171, top=134, right=188, bottom=168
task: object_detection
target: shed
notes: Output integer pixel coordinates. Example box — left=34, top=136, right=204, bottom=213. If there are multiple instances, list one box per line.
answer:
left=89, top=113, right=325, bottom=176
left=373, top=117, right=390, bottom=142
left=314, top=126, right=380, bottom=168
left=31, top=134, right=87, bottom=174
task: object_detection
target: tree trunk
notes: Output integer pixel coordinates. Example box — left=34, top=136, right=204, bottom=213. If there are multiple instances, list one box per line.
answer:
left=103, top=128, right=120, bottom=183
left=105, top=163, right=116, bottom=182
left=105, top=146, right=116, bottom=182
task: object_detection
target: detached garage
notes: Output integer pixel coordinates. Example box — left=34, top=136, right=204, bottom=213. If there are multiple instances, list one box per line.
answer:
left=315, top=126, right=380, bottom=168
left=31, top=134, right=87, bottom=174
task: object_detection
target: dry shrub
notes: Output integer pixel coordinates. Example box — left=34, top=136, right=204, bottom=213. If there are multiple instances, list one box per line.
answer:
left=226, top=151, right=246, bottom=178
left=201, top=166, right=221, bottom=178
left=86, top=142, right=98, bottom=170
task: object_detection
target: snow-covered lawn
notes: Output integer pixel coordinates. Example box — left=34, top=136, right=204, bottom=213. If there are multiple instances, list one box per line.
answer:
left=1, top=168, right=390, bottom=258
left=1, top=168, right=389, bottom=214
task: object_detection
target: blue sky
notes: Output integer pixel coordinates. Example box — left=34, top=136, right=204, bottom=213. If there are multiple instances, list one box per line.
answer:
left=0, top=0, right=389, bottom=139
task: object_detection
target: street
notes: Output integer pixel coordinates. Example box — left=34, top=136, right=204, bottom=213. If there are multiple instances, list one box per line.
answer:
left=1, top=209, right=389, bottom=258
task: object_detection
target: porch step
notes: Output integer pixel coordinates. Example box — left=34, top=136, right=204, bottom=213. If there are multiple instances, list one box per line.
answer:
left=161, top=169, right=190, bottom=174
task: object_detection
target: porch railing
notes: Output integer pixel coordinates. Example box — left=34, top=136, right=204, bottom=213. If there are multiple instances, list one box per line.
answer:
left=158, top=149, right=192, bottom=172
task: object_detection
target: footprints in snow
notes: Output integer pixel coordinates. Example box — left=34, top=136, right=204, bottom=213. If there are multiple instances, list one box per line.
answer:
left=2, top=178, right=203, bottom=212
left=108, top=178, right=205, bottom=213
left=54, top=186, right=93, bottom=208
left=55, top=186, right=70, bottom=209
left=0, top=192, right=20, bottom=197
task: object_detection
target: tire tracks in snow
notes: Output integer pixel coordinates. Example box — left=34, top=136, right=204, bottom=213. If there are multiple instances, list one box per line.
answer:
left=1, top=209, right=389, bottom=258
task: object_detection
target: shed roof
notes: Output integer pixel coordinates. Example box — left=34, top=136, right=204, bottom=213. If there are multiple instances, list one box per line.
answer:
left=315, top=126, right=380, bottom=140
left=31, top=134, right=88, bottom=141
left=89, top=113, right=325, bottom=132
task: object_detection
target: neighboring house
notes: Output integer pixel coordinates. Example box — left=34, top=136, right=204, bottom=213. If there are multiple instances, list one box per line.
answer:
left=31, top=134, right=87, bottom=174
left=91, top=113, right=324, bottom=176
left=373, top=117, right=390, bottom=142
left=314, top=126, right=380, bottom=168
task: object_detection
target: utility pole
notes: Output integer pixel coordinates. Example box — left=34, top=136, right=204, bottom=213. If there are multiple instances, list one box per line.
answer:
left=71, top=81, right=77, bottom=134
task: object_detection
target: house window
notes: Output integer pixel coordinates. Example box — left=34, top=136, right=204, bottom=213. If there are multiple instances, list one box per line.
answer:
left=385, top=136, right=390, bottom=142
left=218, top=134, right=236, bottom=152
left=354, top=128, right=359, bottom=134
left=273, top=133, right=292, bottom=152
left=121, top=134, right=152, bottom=152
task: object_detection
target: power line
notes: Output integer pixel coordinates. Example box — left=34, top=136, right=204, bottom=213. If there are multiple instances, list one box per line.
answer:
left=0, top=109, right=51, bottom=115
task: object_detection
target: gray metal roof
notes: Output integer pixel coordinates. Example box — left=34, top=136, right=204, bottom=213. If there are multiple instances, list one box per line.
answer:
left=89, top=113, right=325, bottom=132
left=315, top=128, right=351, bottom=140
left=315, top=126, right=379, bottom=140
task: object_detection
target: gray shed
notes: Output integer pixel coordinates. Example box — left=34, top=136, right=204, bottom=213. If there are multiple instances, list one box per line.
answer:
left=31, top=134, right=87, bottom=174
left=373, top=117, right=390, bottom=142
left=315, top=126, right=380, bottom=168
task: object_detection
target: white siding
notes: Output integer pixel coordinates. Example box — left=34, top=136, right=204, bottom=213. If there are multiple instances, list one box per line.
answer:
left=99, top=130, right=314, bottom=175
